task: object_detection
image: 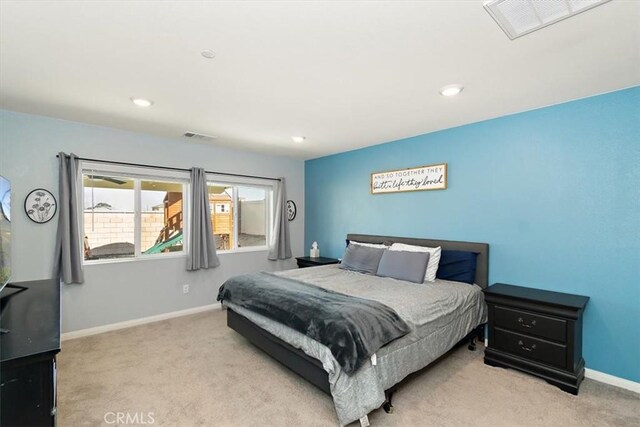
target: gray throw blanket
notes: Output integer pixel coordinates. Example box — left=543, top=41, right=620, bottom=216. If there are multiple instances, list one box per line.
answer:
left=217, top=272, right=411, bottom=374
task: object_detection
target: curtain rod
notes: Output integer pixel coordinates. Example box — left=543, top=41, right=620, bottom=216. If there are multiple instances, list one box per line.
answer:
left=56, top=154, right=281, bottom=182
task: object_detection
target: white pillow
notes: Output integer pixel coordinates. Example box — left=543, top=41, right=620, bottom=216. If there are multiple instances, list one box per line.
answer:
left=389, top=243, right=441, bottom=282
left=350, top=241, right=388, bottom=249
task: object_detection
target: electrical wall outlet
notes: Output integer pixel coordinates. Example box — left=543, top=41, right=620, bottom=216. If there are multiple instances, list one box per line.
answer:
left=183, top=284, right=190, bottom=294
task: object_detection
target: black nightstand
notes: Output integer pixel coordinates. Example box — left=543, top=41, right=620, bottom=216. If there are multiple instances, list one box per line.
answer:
left=483, top=283, right=589, bottom=395
left=296, top=256, right=340, bottom=268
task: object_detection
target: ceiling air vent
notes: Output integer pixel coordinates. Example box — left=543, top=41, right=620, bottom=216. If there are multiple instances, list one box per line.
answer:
left=184, top=131, right=216, bottom=142
left=484, top=0, right=613, bottom=40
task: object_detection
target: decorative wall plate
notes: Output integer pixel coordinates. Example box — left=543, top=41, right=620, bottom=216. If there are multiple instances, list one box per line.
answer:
left=0, top=176, right=10, bottom=222
left=286, top=200, right=297, bottom=221
left=24, top=188, right=57, bottom=224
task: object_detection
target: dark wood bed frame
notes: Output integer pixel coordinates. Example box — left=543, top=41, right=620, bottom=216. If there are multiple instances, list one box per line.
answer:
left=226, top=234, right=489, bottom=414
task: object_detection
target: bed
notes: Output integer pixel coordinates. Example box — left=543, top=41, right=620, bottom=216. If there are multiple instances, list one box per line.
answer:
left=220, top=234, right=489, bottom=426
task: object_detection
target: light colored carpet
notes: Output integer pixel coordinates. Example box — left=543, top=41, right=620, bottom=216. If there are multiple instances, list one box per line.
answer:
left=58, top=309, right=639, bottom=427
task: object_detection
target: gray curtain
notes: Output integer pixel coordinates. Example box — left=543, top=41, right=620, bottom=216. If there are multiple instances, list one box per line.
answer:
left=54, top=152, right=84, bottom=284
left=187, top=167, right=220, bottom=270
left=268, top=177, right=292, bottom=260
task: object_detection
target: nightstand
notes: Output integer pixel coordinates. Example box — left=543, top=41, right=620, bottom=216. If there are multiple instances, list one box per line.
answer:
left=295, top=256, right=340, bottom=268
left=483, top=283, right=589, bottom=395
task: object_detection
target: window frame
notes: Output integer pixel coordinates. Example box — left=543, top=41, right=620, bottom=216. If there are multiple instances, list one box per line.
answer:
left=205, top=174, right=275, bottom=254
left=79, top=161, right=191, bottom=265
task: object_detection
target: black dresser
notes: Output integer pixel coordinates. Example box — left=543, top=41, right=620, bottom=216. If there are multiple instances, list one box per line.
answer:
left=483, top=283, right=589, bottom=395
left=1, top=279, right=61, bottom=426
left=295, top=256, right=340, bottom=268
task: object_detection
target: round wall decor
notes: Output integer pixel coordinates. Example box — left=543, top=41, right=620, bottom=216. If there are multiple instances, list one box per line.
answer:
left=0, top=177, right=10, bottom=222
left=25, top=188, right=57, bottom=224
left=286, top=200, right=297, bottom=221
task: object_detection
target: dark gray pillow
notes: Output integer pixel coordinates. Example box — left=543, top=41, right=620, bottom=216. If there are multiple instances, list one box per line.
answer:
left=339, top=244, right=386, bottom=274
left=376, top=250, right=430, bottom=284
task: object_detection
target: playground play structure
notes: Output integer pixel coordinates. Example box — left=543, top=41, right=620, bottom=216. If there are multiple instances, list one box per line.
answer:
left=145, top=192, right=233, bottom=253
left=144, top=191, right=184, bottom=254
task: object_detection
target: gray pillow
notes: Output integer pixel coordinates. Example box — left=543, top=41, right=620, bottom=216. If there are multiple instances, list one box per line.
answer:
left=340, top=244, right=386, bottom=274
left=376, top=250, right=431, bottom=284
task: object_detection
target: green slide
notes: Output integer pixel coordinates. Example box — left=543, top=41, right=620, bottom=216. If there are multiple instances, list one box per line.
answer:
left=144, top=231, right=183, bottom=254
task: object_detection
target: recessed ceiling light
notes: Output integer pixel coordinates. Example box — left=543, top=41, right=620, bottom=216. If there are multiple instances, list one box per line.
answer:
left=439, top=85, right=464, bottom=97
left=130, top=97, right=153, bottom=107
left=201, top=50, right=216, bottom=59
left=292, top=136, right=306, bottom=143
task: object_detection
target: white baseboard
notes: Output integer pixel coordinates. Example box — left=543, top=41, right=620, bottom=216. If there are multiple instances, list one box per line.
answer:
left=61, top=304, right=221, bottom=341
left=585, top=368, right=640, bottom=394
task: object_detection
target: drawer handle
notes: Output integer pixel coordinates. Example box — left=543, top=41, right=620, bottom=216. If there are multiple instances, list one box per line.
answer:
left=518, top=340, right=537, bottom=352
left=518, top=317, right=537, bottom=328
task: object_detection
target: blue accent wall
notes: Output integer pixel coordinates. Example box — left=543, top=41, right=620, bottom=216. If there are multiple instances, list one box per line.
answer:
left=305, top=87, right=640, bottom=382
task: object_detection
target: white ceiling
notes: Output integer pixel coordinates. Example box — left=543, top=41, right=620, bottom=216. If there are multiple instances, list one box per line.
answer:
left=1, top=1, right=638, bottom=159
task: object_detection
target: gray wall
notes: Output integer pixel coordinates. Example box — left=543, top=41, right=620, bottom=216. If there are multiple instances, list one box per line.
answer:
left=0, top=110, right=304, bottom=333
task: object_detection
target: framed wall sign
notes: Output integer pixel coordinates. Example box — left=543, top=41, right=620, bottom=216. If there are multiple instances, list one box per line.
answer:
left=24, top=188, right=57, bottom=224
left=371, top=163, right=447, bottom=194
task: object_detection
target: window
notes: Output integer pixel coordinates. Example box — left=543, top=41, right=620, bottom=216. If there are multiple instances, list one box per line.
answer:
left=83, top=174, right=135, bottom=260
left=82, top=163, right=188, bottom=262
left=207, top=180, right=271, bottom=252
left=140, top=180, right=184, bottom=254
left=80, top=161, right=274, bottom=261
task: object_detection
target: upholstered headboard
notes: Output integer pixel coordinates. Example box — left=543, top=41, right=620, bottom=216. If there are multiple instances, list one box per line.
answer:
left=346, top=234, right=490, bottom=289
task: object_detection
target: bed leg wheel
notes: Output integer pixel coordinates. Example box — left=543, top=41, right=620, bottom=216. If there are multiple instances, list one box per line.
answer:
left=383, top=402, right=394, bottom=414
left=468, top=341, right=476, bottom=351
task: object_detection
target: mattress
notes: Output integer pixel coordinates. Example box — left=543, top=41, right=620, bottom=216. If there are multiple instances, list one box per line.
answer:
left=224, top=264, right=487, bottom=426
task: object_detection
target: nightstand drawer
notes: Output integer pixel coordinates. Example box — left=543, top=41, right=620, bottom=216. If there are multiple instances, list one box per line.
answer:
left=493, top=328, right=566, bottom=369
left=297, top=259, right=318, bottom=268
left=494, top=306, right=567, bottom=342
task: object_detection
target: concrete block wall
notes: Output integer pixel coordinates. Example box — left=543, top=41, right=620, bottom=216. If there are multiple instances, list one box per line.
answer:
left=83, top=211, right=164, bottom=251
